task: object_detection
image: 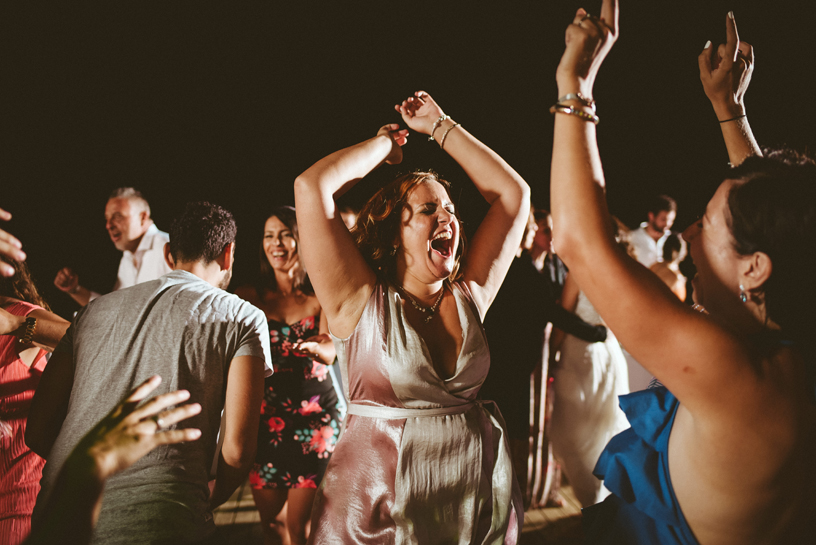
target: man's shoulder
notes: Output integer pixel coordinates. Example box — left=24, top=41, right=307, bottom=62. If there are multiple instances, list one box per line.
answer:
left=146, top=225, right=170, bottom=248
left=629, top=226, right=652, bottom=244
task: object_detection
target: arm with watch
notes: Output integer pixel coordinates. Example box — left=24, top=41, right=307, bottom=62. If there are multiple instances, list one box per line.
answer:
left=0, top=299, right=70, bottom=354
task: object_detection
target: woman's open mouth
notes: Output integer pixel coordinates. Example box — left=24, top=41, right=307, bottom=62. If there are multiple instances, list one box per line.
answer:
left=431, top=231, right=453, bottom=258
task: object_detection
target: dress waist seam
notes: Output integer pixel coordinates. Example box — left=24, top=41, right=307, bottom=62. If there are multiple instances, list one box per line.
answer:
left=346, top=402, right=475, bottom=419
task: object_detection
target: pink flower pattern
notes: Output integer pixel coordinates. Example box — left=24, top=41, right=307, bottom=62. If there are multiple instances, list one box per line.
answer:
left=254, top=314, right=341, bottom=490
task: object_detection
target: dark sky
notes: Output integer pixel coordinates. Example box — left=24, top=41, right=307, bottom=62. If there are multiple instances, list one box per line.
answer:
left=4, top=2, right=815, bottom=318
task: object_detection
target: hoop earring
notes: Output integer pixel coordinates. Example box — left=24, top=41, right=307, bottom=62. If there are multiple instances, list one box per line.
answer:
left=739, top=284, right=748, bottom=304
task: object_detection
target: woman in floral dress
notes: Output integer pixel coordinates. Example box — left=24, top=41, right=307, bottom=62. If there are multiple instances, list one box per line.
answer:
left=235, top=206, right=340, bottom=545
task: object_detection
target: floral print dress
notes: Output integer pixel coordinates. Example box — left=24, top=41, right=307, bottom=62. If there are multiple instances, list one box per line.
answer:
left=249, top=315, right=341, bottom=490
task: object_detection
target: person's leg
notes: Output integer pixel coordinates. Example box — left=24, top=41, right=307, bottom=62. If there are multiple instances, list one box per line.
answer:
left=251, top=488, right=289, bottom=545
left=286, top=488, right=318, bottom=545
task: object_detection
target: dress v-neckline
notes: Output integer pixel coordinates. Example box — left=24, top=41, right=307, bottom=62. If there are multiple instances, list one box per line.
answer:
left=393, top=283, right=467, bottom=383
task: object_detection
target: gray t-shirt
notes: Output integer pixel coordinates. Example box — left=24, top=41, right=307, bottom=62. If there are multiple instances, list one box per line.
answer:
left=34, top=270, right=271, bottom=544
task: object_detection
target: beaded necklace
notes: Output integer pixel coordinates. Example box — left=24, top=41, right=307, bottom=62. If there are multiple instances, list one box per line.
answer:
left=398, top=283, right=446, bottom=323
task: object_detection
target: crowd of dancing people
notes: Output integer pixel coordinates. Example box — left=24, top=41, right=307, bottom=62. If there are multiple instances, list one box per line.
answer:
left=1, top=2, right=814, bottom=544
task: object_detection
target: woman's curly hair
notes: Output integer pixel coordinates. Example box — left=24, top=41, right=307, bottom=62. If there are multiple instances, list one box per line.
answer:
left=352, top=171, right=466, bottom=283
left=0, top=257, right=50, bottom=310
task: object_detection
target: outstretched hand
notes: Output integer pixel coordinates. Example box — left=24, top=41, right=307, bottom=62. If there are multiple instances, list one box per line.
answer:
left=0, top=207, right=26, bottom=277
left=556, top=0, right=619, bottom=98
left=377, top=124, right=408, bottom=165
left=73, top=375, right=201, bottom=481
left=394, top=91, right=446, bottom=136
left=699, top=12, right=753, bottom=119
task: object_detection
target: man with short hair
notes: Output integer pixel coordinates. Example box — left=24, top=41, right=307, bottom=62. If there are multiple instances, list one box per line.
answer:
left=28, top=201, right=272, bottom=545
left=628, top=194, right=678, bottom=268
left=54, top=187, right=172, bottom=306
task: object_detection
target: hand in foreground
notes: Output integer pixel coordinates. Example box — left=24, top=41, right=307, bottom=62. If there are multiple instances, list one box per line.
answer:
left=72, top=375, right=201, bottom=481
left=377, top=124, right=409, bottom=165
left=54, top=267, right=80, bottom=293
left=0, top=207, right=26, bottom=277
left=698, top=12, right=753, bottom=119
left=555, top=0, right=619, bottom=98
left=395, top=91, right=446, bottom=136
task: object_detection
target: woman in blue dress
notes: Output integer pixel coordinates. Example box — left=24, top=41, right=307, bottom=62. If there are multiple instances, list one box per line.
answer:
left=549, top=2, right=815, bottom=543
left=235, top=206, right=340, bottom=545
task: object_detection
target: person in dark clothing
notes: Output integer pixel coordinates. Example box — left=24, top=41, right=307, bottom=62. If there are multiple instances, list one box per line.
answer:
left=480, top=210, right=606, bottom=498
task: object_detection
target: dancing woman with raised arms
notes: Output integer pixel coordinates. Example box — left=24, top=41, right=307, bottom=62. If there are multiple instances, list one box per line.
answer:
left=294, top=91, right=529, bottom=544
left=550, top=1, right=815, bottom=543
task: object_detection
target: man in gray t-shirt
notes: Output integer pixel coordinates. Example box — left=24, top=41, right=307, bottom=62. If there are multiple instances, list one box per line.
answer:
left=27, top=202, right=271, bottom=544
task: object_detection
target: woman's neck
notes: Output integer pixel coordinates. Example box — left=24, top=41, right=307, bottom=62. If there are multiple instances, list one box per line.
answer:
left=395, top=272, right=445, bottom=306
left=273, top=268, right=297, bottom=296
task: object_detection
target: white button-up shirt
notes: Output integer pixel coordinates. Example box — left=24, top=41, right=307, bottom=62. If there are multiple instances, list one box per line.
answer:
left=90, top=224, right=172, bottom=300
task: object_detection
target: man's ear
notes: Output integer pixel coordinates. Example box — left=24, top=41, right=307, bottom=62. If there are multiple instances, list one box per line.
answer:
left=139, top=210, right=149, bottom=227
left=163, top=243, right=176, bottom=270
left=647, top=211, right=655, bottom=224
left=217, top=242, right=236, bottom=271
left=739, top=251, right=772, bottom=295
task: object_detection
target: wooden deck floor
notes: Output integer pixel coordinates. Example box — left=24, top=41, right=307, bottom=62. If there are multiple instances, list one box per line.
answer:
left=214, top=481, right=584, bottom=544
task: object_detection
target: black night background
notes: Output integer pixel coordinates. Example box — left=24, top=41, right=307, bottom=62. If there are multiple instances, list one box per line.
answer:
left=4, top=1, right=815, bottom=319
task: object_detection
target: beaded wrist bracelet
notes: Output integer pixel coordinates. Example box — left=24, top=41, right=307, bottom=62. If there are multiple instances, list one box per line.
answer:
left=549, top=103, right=600, bottom=125
left=428, top=115, right=450, bottom=141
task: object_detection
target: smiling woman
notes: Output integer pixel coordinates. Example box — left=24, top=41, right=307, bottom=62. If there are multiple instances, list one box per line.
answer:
left=233, top=206, right=340, bottom=545
left=294, top=90, right=530, bottom=543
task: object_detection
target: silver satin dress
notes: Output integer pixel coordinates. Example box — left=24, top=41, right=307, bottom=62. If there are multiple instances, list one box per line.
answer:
left=308, top=282, right=523, bottom=544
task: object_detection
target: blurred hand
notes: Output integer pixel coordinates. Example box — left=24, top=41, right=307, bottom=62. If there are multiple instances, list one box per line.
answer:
left=394, top=91, right=446, bottom=136
left=377, top=124, right=409, bottom=165
left=73, top=375, right=202, bottom=481
left=0, top=207, right=26, bottom=277
left=555, top=0, right=619, bottom=98
left=699, top=12, right=753, bottom=118
left=54, top=267, right=80, bottom=293
left=292, top=334, right=333, bottom=360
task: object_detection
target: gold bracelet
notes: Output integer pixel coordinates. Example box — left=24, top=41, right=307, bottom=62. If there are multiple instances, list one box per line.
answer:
left=18, top=316, right=37, bottom=344
left=557, top=93, right=596, bottom=112
left=439, top=123, right=461, bottom=149
left=549, top=103, right=599, bottom=125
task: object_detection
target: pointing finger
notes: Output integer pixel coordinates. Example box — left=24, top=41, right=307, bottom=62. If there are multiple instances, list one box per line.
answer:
left=601, top=0, right=619, bottom=34
left=722, top=11, right=739, bottom=70
left=698, top=41, right=713, bottom=80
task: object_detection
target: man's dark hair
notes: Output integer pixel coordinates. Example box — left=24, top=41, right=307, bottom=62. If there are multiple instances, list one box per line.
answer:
left=169, top=201, right=237, bottom=264
left=646, top=194, right=677, bottom=215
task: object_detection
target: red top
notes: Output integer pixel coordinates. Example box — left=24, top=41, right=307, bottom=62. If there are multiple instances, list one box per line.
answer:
left=0, top=301, right=47, bottom=545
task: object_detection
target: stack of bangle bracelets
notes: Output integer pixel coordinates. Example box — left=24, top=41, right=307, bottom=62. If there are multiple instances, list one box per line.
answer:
left=549, top=93, right=599, bottom=125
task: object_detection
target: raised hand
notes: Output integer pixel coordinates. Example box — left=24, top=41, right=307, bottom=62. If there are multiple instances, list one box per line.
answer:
left=556, top=0, right=619, bottom=99
left=699, top=12, right=753, bottom=120
left=377, top=124, right=408, bottom=165
left=0, top=207, right=26, bottom=277
left=54, top=267, right=80, bottom=293
left=394, top=91, right=446, bottom=136
left=74, top=375, right=201, bottom=481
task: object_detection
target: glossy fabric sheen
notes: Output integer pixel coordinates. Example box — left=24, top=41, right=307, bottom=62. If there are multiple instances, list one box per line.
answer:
left=582, top=386, right=699, bottom=545
left=309, top=282, right=522, bottom=544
